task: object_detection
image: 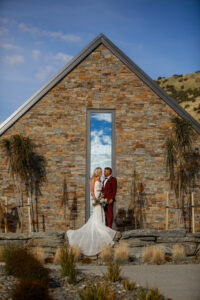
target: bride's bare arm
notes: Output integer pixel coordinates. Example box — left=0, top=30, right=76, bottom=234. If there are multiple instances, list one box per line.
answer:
left=91, top=178, right=95, bottom=199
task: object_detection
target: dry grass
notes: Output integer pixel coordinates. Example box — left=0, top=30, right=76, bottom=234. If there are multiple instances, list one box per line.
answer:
left=143, top=245, right=165, bottom=265
left=28, top=247, right=45, bottom=264
left=54, top=244, right=81, bottom=264
left=54, top=246, right=62, bottom=264
left=69, top=245, right=81, bottom=262
left=99, top=244, right=113, bottom=262
left=114, top=242, right=129, bottom=263
left=172, top=244, right=185, bottom=260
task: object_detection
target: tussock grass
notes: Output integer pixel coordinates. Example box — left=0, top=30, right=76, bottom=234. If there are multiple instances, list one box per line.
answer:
left=78, top=282, right=115, bottom=300
left=122, top=278, right=136, bottom=290
left=28, top=247, right=45, bottom=264
left=143, top=245, right=165, bottom=265
left=54, top=246, right=62, bottom=264
left=69, top=245, right=81, bottom=262
left=114, top=242, right=129, bottom=263
left=11, top=279, right=53, bottom=300
left=99, top=244, right=113, bottom=262
left=136, top=286, right=165, bottom=300
left=172, top=244, right=185, bottom=260
left=54, top=244, right=81, bottom=264
left=103, top=259, right=122, bottom=282
left=2, top=243, right=50, bottom=284
left=59, top=245, right=77, bottom=285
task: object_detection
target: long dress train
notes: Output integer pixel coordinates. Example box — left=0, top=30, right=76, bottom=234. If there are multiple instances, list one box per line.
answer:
left=65, top=180, right=116, bottom=256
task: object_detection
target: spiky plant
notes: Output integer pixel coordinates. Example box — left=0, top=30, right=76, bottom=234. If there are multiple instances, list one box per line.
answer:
left=165, top=116, right=198, bottom=229
left=0, top=134, right=46, bottom=231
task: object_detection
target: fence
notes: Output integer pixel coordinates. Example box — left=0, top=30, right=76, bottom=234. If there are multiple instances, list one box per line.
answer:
left=165, top=192, right=199, bottom=233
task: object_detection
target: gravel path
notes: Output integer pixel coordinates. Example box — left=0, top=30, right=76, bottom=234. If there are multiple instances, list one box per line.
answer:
left=0, top=262, right=199, bottom=300
left=76, top=263, right=200, bottom=300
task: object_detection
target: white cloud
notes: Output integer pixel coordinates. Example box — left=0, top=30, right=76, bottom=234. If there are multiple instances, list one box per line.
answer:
left=18, top=23, right=37, bottom=34
left=90, top=130, right=112, bottom=176
left=0, top=18, right=16, bottom=25
left=54, top=52, right=73, bottom=64
left=32, top=49, right=41, bottom=60
left=0, top=27, right=8, bottom=35
left=35, top=65, right=54, bottom=82
left=45, top=30, right=80, bottom=42
left=3, top=54, right=25, bottom=66
left=18, top=22, right=80, bottom=43
left=0, top=42, right=20, bottom=50
left=91, top=113, right=112, bottom=123
left=102, top=135, right=111, bottom=145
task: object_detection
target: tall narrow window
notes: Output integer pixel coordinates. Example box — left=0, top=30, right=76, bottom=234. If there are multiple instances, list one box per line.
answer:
left=86, top=109, right=116, bottom=221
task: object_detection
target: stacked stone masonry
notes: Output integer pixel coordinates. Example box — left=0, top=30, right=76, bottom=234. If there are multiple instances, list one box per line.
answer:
left=0, top=230, right=199, bottom=263
left=0, top=44, right=200, bottom=232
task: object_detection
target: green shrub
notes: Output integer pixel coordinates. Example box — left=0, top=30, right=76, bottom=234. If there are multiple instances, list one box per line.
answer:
left=11, top=279, right=53, bottom=300
left=78, top=282, right=115, bottom=300
left=60, top=245, right=77, bottom=285
left=2, top=244, right=50, bottom=284
left=136, top=286, right=165, bottom=300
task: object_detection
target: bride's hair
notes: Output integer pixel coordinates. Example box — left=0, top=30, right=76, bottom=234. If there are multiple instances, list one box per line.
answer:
left=91, top=167, right=102, bottom=180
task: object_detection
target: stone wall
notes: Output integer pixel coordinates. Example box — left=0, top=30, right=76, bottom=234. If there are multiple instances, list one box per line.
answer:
left=0, top=44, right=200, bottom=232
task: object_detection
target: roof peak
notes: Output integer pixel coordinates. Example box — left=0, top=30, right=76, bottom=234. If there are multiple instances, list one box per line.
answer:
left=0, top=33, right=200, bottom=135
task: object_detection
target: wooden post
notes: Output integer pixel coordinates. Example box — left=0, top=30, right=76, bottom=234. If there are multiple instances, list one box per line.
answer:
left=5, top=196, right=8, bottom=233
left=192, top=192, right=195, bottom=234
left=28, top=197, right=32, bottom=233
left=5, top=197, right=8, bottom=215
left=166, top=192, right=169, bottom=230
left=0, top=197, right=8, bottom=233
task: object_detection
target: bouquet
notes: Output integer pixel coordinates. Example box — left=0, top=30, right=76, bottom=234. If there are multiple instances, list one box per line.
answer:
left=92, top=193, right=108, bottom=208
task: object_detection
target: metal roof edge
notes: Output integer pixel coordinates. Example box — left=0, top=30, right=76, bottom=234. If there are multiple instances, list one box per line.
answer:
left=100, top=34, right=200, bottom=134
left=0, top=33, right=103, bottom=135
left=1, top=33, right=200, bottom=136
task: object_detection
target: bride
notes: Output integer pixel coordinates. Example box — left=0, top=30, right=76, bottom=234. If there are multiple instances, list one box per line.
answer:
left=66, top=167, right=117, bottom=256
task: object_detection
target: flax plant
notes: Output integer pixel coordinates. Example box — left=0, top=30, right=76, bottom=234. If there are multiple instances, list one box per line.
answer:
left=165, top=116, right=197, bottom=228
left=0, top=134, right=46, bottom=231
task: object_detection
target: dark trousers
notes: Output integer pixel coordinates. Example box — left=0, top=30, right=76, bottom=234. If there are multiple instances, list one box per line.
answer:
left=105, top=203, right=113, bottom=228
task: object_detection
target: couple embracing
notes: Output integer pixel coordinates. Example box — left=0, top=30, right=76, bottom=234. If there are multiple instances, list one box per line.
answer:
left=66, top=167, right=118, bottom=256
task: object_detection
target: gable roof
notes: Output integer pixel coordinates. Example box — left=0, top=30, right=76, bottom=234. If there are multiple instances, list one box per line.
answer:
left=0, top=33, right=200, bottom=135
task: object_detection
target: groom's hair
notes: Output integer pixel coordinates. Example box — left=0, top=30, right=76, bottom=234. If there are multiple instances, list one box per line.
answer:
left=105, top=167, right=112, bottom=174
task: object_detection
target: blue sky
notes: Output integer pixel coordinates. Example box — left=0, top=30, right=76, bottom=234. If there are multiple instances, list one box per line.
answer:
left=0, top=0, right=200, bottom=124
left=91, top=113, right=112, bottom=175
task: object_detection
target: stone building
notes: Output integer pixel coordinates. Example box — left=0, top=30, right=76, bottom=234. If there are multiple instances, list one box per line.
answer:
left=0, top=33, right=200, bottom=233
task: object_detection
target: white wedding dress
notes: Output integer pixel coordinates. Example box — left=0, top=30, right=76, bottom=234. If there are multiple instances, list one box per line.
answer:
left=66, top=180, right=116, bottom=256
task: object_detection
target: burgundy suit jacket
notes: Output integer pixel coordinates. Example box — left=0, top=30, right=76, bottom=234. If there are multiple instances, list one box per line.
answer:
left=102, top=176, right=117, bottom=202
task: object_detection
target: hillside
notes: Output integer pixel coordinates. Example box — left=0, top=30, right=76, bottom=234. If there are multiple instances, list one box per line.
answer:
left=154, top=71, right=200, bottom=122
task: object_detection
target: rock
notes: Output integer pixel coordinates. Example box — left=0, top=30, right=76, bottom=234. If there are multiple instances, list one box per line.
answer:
left=27, top=238, right=63, bottom=248
left=158, top=229, right=187, bottom=237
left=183, top=243, right=198, bottom=256
left=127, top=238, right=154, bottom=247
left=121, top=229, right=187, bottom=239
left=121, top=229, right=159, bottom=239
left=157, top=242, right=197, bottom=256
left=140, top=237, right=156, bottom=241
left=0, top=240, right=27, bottom=246
left=129, top=247, right=144, bottom=260
left=113, top=231, right=122, bottom=241
left=0, top=233, right=31, bottom=240
left=156, top=236, right=197, bottom=243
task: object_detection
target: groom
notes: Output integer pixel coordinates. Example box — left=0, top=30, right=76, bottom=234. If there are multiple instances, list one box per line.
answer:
left=102, top=167, right=117, bottom=228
